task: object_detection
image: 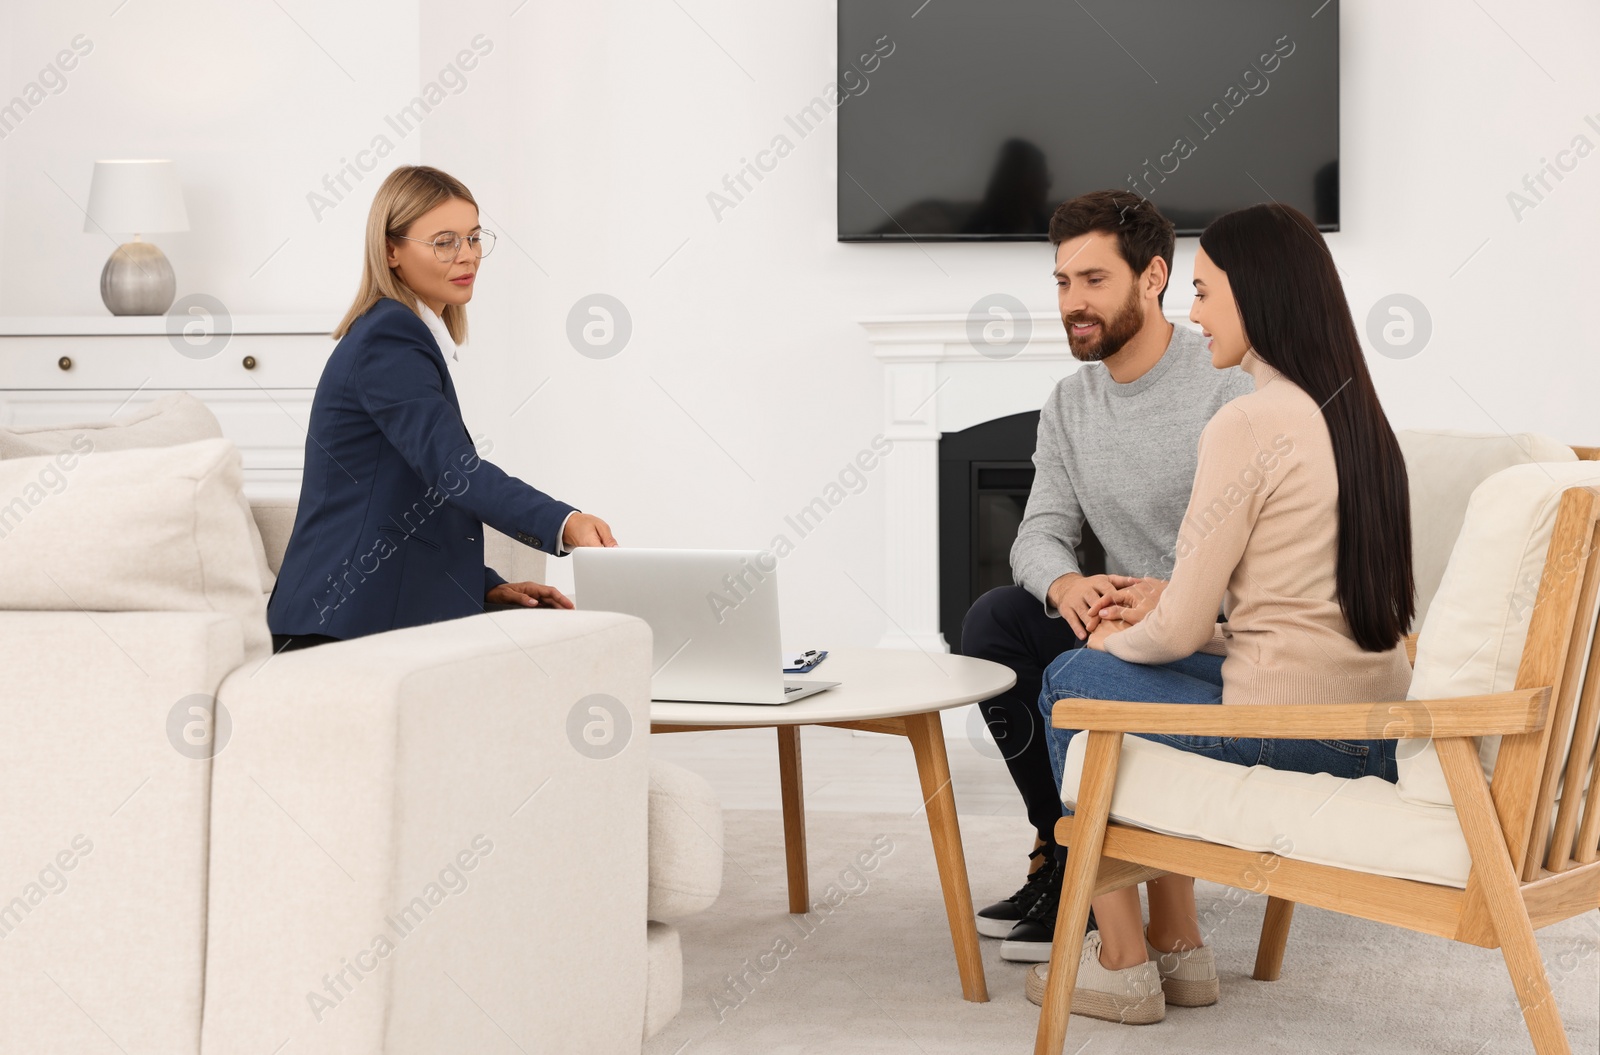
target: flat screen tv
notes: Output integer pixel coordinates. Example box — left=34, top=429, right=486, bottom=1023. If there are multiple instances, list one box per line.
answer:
left=837, top=1, right=1339, bottom=241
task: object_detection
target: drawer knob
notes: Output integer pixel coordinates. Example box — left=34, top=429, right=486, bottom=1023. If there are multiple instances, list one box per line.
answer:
left=57, top=355, right=72, bottom=371
left=242, top=355, right=257, bottom=370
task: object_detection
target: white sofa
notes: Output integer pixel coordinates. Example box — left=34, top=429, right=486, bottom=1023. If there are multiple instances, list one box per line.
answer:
left=0, top=395, right=723, bottom=1055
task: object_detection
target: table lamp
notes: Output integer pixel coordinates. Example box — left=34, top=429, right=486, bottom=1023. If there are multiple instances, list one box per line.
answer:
left=83, top=159, right=190, bottom=315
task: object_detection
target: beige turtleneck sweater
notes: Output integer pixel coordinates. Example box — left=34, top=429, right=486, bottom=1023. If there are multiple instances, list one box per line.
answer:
left=1104, top=348, right=1413, bottom=707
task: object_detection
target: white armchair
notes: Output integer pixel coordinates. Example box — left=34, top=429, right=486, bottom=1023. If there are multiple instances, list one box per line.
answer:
left=1033, top=437, right=1600, bottom=1054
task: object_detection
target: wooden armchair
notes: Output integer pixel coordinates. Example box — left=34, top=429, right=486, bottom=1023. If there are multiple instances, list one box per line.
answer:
left=1034, top=480, right=1600, bottom=1055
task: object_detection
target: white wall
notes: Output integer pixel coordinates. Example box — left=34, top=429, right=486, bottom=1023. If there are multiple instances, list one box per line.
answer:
left=0, top=0, right=421, bottom=318
left=4, top=0, right=1598, bottom=652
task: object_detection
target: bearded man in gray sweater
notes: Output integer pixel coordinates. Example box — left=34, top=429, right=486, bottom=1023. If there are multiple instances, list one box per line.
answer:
left=960, top=191, right=1251, bottom=962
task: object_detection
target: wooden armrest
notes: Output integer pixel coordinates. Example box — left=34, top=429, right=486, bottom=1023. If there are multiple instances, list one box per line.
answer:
left=1049, top=688, right=1549, bottom=739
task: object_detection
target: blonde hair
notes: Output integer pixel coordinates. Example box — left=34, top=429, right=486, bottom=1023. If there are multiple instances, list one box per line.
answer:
left=333, top=165, right=476, bottom=345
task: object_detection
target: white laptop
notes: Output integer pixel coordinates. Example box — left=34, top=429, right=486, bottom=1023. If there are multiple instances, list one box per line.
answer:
left=572, top=548, right=839, bottom=705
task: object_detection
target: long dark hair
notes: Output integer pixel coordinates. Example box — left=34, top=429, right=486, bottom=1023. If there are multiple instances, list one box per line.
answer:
left=1200, top=203, right=1414, bottom=652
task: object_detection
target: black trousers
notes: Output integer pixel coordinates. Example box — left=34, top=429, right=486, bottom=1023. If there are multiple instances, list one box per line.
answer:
left=959, top=585, right=1084, bottom=853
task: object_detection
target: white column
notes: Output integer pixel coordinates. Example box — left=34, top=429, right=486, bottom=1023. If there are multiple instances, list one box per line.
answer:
left=877, top=357, right=947, bottom=651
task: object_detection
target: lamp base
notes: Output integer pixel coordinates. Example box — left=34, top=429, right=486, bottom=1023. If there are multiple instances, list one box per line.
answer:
left=100, top=241, right=176, bottom=316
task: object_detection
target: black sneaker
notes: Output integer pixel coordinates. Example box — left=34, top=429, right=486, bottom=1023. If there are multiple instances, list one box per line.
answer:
left=976, top=846, right=1057, bottom=939
left=999, top=853, right=1096, bottom=963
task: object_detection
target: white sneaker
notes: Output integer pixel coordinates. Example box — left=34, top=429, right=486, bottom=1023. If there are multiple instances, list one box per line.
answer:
left=1145, top=931, right=1218, bottom=1007
left=1024, top=931, right=1166, bottom=1024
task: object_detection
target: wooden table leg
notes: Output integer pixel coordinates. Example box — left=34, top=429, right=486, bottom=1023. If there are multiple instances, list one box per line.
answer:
left=903, top=710, right=989, bottom=1002
left=777, top=725, right=809, bottom=914
left=1253, top=896, right=1295, bottom=981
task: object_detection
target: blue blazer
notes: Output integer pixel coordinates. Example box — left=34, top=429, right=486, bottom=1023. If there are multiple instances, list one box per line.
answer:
left=267, top=297, right=576, bottom=640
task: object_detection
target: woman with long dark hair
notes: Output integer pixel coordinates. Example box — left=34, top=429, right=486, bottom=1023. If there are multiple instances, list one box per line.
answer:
left=1024, top=203, right=1414, bottom=1023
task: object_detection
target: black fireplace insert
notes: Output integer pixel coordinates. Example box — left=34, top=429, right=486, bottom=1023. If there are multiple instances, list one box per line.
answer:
left=938, top=411, right=1104, bottom=649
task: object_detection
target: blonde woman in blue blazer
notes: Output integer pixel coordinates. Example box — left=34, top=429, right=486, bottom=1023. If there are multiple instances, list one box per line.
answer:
left=267, top=165, right=615, bottom=651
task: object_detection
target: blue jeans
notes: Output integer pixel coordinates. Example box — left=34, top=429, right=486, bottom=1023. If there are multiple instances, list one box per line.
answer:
left=1037, top=648, right=1398, bottom=796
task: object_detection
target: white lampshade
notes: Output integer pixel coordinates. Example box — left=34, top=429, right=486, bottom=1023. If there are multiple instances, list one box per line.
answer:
left=83, top=159, right=190, bottom=235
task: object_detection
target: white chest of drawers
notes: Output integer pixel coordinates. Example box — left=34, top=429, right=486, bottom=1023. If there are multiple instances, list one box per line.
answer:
left=0, top=315, right=339, bottom=498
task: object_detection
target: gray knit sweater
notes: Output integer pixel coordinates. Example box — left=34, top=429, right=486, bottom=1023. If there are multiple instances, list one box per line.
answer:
left=1010, top=323, right=1253, bottom=615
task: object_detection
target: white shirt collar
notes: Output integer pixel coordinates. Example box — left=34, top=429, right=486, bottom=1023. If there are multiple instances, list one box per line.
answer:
left=416, top=301, right=459, bottom=363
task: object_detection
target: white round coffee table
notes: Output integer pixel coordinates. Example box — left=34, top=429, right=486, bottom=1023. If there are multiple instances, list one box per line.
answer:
left=651, top=647, right=1016, bottom=1003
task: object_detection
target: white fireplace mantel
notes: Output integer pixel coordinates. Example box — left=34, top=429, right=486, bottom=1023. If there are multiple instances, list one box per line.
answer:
left=863, top=309, right=1191, bottom=653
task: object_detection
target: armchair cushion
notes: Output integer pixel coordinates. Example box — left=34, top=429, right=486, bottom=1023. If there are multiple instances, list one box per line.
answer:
left=1398, top=461, right=1600, bottom=807
left=1060, top=732, right=1474, bottom=888
left=1398, top=429, right=1575, bottom=632
left=0, top=391, right=277, bottom=591
left=0, top=438, right=270, bottom=662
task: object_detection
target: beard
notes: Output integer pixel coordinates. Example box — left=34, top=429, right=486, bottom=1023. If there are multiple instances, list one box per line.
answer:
left=1064, top=283, right=1144, bottom=363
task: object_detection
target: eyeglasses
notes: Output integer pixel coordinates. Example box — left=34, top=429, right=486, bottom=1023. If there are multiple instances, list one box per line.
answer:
left=393, top=230, right=497, bottom=262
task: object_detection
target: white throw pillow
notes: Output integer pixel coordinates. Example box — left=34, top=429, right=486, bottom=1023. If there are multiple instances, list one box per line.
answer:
left=1398, top=430, right=1576, bottom=632
left=1397, top=461, right=1600, bottom=807
left=0, top=392, right=276, bottom=592
left=0, top=438, right=270, bottom=662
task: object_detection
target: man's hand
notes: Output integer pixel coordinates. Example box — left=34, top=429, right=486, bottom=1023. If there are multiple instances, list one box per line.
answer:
left=1047, top=572, right=1141, bottom=640
left=563, top=513, right=618, bottom=548
left=1086, top=615, right=1132, bottom=652
left=486, top=581, right=574, bottom=609
left=1089, top=577, right=1168, bottom=626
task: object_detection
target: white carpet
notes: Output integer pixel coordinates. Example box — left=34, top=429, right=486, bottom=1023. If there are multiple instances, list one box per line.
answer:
left=645, top=808, right=1600, bottom=1055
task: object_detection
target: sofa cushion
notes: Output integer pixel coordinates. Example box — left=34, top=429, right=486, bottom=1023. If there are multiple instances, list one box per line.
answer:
left=647, top=758, right=723, bottom=923
left=1061, top=732, right=1473, bottom=888
left=1398, top=429, right=1575, bottom=632
left=1397, top=460, right=1600, bottom=807
left=248, top=497, right=298, bottom=576
left=0, top=438, right=271, bottom=661
left=0, top=392, right=276, bottom=592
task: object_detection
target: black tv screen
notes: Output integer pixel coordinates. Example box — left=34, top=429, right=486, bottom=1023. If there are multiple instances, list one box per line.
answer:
left=837, top=1, right=1339, bottom=241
